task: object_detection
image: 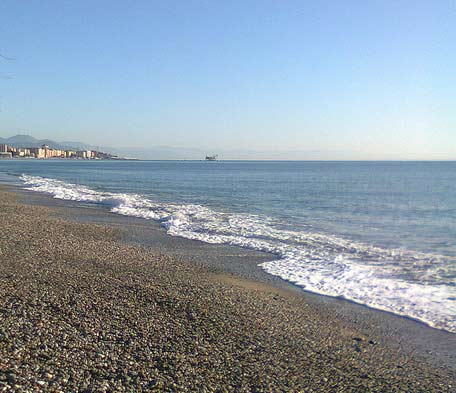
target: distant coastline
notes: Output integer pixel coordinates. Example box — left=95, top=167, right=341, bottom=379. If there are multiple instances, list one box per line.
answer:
left=0, top=142, right=135, bottom=160
left=0, top=134, right=136, bottom=160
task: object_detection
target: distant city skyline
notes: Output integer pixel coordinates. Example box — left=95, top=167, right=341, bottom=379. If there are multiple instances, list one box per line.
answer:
left=1, top=1, right=455, bottom=160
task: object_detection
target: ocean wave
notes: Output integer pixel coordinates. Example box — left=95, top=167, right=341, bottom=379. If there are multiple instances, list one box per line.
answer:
left=20, top=174, right=456, bottom=333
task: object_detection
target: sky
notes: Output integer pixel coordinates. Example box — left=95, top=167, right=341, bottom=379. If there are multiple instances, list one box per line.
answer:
left=0, top=0, right=455, bottom=159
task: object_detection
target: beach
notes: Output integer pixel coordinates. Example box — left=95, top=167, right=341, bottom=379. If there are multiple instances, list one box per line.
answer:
left=0, top=184, right=455, bottom=391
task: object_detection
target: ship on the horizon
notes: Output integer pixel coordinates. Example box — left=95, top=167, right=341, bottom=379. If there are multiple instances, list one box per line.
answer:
left=205, top=154, right=218, bottom=161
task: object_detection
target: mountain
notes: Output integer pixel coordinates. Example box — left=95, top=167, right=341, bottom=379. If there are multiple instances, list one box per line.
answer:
left=0, top=136, right=208, bottom=159
left=0, top=134, right=97, bottom=151
left=0, top=134, right=363, bottom=160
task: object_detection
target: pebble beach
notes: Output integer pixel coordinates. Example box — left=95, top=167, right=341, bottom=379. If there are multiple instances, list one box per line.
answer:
left=0, top=185, right=455, bottom=391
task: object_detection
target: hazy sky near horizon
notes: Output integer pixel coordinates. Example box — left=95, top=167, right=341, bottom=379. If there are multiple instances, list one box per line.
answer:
left=0, top=0, right=455, bottom=159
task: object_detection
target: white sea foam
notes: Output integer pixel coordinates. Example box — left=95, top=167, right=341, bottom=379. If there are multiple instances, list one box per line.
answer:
left=20, top=174, right=456, bottom=333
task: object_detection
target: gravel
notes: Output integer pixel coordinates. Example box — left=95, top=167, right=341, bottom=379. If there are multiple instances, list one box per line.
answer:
left=0, top=187, right=454, bottom=391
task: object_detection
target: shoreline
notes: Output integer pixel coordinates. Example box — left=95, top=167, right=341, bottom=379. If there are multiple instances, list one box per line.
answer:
left=1, top=183, right=455, bottom=390
left=12, top=184, right=456, bottom=368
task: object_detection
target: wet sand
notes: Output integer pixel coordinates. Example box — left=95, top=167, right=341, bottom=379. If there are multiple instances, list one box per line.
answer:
left=1, top=185, right=455, bottom=391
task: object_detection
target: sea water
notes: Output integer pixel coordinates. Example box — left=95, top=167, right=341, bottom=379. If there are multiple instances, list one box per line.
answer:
left=1, top=160, right=455, bottom=332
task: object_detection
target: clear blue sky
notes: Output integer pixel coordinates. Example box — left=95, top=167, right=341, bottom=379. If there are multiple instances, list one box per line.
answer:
left=0, top=0, right=455, bottom=159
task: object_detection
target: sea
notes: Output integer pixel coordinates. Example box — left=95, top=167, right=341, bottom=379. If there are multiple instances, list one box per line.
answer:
left=0, top=160, right=455, bottom=333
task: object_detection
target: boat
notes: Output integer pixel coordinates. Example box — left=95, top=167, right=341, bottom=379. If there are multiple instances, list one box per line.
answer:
left=205, top=154, right=218, bottom=161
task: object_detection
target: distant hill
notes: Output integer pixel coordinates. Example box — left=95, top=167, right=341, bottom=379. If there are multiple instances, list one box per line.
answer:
left=0, top=134, right=97, bottom=151
left=0, top=135, right=208, bottom=159
left=0, top=134, right=364, bottom=160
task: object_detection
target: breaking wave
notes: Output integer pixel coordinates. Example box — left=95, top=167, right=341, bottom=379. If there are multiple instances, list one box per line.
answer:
left=20, top=174, right=456, bottom=333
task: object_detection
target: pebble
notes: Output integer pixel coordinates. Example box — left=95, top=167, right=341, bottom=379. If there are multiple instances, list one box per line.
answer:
left=0, top=187, right=454, bottom=392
